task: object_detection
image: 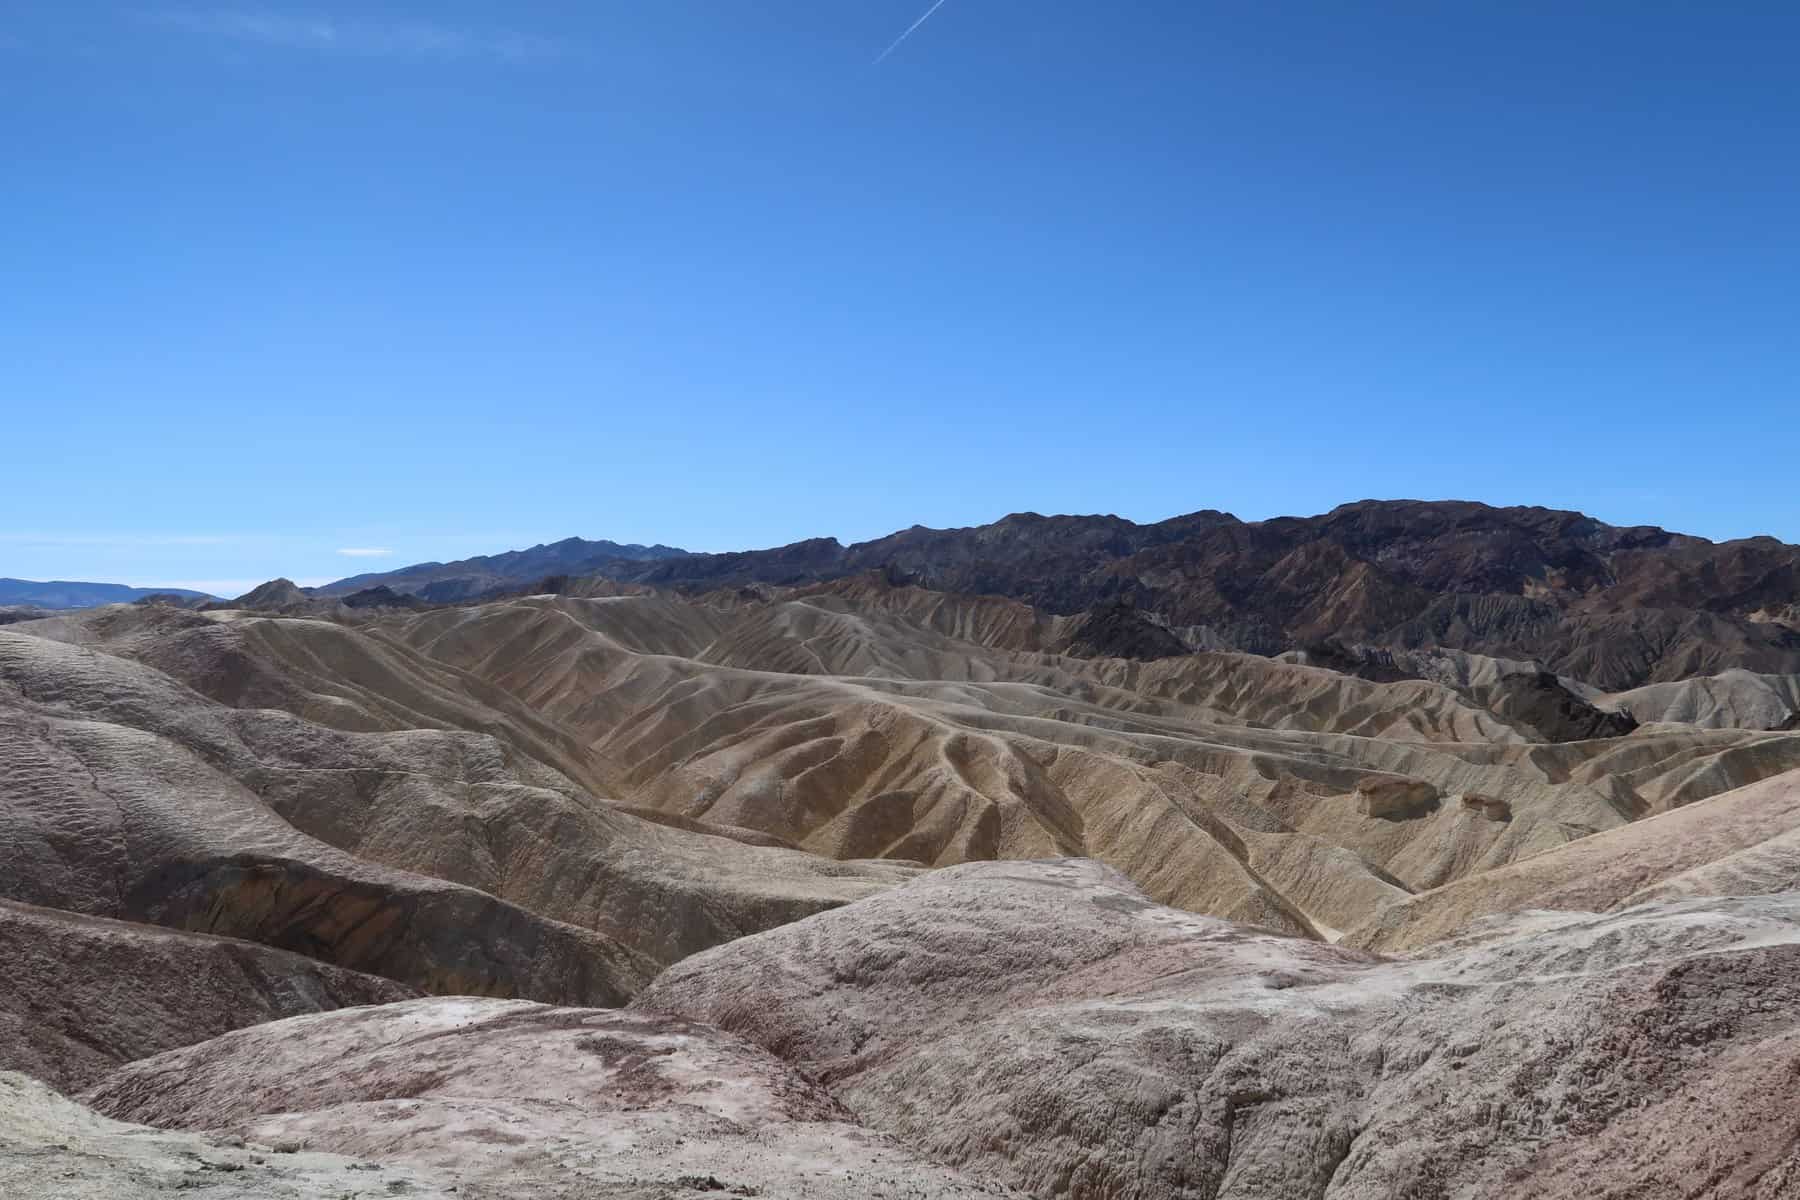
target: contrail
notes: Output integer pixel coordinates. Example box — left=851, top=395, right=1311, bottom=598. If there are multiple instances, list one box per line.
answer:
left=872, top=0, right=953, bottom=65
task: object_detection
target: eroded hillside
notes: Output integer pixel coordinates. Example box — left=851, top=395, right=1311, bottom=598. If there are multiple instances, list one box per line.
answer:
left=6, top=567, right=1800, bottom=1198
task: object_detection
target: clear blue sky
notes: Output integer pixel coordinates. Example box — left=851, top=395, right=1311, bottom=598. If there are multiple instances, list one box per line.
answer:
left=5, top=2, right=1797, bottom=593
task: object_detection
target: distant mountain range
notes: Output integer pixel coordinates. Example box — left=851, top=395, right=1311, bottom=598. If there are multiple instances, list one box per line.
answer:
left=17, top=501, right=1800, bottom=690
left=0, top=579, right=215, bottom=610
left=315, top=537, right=688, bottom=601
left=315, top=500, right=1800, bottom=690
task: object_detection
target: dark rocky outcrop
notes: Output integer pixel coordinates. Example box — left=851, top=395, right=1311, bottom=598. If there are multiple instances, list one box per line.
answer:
left=1287, top=637, right=1416, bottom=682
left=1059, top=602, right=1189, bottom=660
left=1473, top=671, right=1639, bottom=742
left=338, top=585, right=423, bottom=609
left=227, top=577, right=311, bottom=610
left=131, top=592, right=209, bottom=609
left=1356, top=775, right=1442, bottom=819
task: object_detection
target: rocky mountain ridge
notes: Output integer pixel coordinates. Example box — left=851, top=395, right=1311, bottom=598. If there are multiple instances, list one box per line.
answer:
left=316, top=536, right=688, bottom=601
left=318, top=499, right=1800, bottom=689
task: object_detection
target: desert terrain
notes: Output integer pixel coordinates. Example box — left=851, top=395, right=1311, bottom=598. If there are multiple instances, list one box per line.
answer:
left=5, top=500, right=1800, bottom=1197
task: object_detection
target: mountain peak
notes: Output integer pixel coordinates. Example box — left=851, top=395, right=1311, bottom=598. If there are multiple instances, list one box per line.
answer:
left=232, top=578, right=311, bottom=609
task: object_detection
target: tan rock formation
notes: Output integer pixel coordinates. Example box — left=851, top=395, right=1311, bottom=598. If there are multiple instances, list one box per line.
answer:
left=636, top=858, right=1800, bottom=1200
left=86, top=997, right=1014, bottom=1199
left=0, top=1071, right=450, bottom=1200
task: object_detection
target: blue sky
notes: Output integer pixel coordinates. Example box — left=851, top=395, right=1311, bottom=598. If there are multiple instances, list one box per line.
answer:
left=4, top=2, right=1797, bottom=594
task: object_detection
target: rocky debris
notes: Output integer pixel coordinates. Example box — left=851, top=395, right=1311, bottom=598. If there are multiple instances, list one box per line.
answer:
left=0, top=1070, right=451, bottom=1200
left=636, top=858, right=1800, bottom=1200
left=1458, top=791, right=1512, bottom=821
left=0, top=899, right=416, bottom=1093
left=1355, top=775, right=1441, bottom=819
left=85, top=997, right=1014, bottom=1200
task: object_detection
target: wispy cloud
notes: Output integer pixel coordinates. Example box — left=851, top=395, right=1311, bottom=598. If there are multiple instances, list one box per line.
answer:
left=153, top=9, right=567, bottom=62
left=873, top=0, right=954, bottom=65
left=335, top=546, right=394, bottom=558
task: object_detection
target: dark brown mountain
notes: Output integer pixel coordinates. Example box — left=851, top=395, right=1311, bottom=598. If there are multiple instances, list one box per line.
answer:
left=1059, top=601, right=1190, bottom=660
left=637, top=500, right=1800, bottom=688
left=338, top=585, right=426, bottom=610
left=319, top=500, right=1800, bottom=689
left=316, top=536, right=687, bottom=599
left=226, top=577, right=311, bottom=609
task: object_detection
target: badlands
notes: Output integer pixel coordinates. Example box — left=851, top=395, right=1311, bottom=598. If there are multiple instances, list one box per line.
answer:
left=5, top=501, right=1800, bottom=1197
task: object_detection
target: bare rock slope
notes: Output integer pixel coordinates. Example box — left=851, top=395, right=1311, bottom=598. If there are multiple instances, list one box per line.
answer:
left=86, top=996, right=1014, bottom=1200
left=1348, top=767, right=1800, bottom=951
left=0, top=1070, right=451, bottom=1200
left=637, top=858, right=1800, bottom=1200
left=0, top=898, right=414, bottom=1093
